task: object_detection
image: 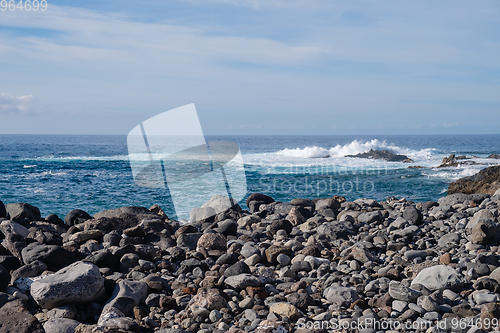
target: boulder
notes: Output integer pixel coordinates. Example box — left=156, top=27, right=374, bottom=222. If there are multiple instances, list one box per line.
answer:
left=224, top=274, right=261, bottom=289
left=245, top=193, right=274, bottom=207
left=346, top=149, right=413, bottom=162
left=269, top=302, right=300, bottom=320
left=43, top=318, right=80, bottom=333
left=5, top=203, right=41, bottom=223
left=21, top=243, right=76, bottom=271
left=403, top=206, right=423, bottom=225
left=411, top=265, right=464, bottom=291
left=469, top=219, right=500, bottom=245
left=93, top=206, right=152, bottom=219
left=0, top=200, right=6, bottom=219
left=0, top=299, right=44, bottom=333
left=0, top=264, right=9, bottom=292
left=197, top=233, right=226, bottom=250
left=323, top=286, right=359, bottom=308
left=101, top=280, right=148, bottom=316
left=10, top=260, right=48, bottom=283
left=388, top=281, right=421, bottom=302
left=0, top=220, right=29, bottom=238
left=448, top=165, right=500, bottom=195
left=30, top=261, right=105, bottom=309
left=191, top=291, right=227, bottom=311
left=64, top=209, right=92, bottom=226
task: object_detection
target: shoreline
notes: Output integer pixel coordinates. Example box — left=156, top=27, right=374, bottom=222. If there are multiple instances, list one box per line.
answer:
left=1, top=190, right=500, bottom=333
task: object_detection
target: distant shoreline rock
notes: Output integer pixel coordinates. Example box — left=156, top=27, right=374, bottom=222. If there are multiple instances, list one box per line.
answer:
left=346, top=149, right=413, bottom=163
left=448, top=165, right=500, bottom=195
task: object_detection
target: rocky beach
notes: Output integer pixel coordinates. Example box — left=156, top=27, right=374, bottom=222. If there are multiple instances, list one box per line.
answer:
left=2, top=166, right=500, bottom=333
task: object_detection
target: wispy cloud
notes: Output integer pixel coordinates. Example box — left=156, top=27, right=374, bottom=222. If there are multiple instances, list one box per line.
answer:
left=0, top=93, right=36, bottom=114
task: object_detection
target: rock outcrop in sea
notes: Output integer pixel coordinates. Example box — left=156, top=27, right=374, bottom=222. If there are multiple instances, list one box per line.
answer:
left=2, top=190, right=500, bottom=332
left=346, top=149, right=413, bottom=163
left=449, top=165, right=500, bottom=195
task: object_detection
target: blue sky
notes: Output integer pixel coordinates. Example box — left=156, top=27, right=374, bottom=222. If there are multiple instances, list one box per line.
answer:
left=0, top=0, right=499, bottom=135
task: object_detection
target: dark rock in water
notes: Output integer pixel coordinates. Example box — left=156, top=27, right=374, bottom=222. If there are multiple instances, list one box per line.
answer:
left=438, top=154, right=475, bottom=168
left=0, top=264, right=9, bottom=292
left=246, top=193, right=275, bottom=207
left=5, top=203, right=41, bottom=223
left=488, top=154, right=500, bottom=159
left=21, top=243, right=76, bottom=271
left=448, top=165, right=500, bottom=195
left=64, top=209, right=92, bottom=226
left=0, top=299, right=45, bottom=333
left=0, top=201, right=6, bottom=219
left=346, top=149, right=413, bottom=163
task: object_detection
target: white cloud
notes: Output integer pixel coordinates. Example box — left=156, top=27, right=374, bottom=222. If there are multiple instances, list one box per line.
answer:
left=0, top=93, right=35, bottom=114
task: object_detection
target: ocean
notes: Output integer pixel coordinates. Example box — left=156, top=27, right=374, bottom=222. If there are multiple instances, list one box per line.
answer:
left=1, top=134, right=499, bottom=221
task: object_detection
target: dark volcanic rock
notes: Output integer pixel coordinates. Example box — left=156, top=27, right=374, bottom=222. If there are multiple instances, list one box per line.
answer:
left=346, top=149, right=413, bottom=163
left=0, top=299, right=45, bottom=333
left=0, top=201, right=6, bottom=219
left=438, top=154, right=475, bottom=168
left=448, top=165, right=500, bottom=195
left=403, top=206, right=424, bottom=225
left=0, top=264, right=9, bottom=292
left=21, top=243, right=76, bottom=271
left=5, top=203, right=41, bottom=223
left=246, top=193, right=275, bottom=207
left=64, top=209, right=92, bottom=226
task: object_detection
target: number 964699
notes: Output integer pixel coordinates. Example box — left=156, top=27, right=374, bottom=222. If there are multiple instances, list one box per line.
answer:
left=1, top=0, right=48, bottom=11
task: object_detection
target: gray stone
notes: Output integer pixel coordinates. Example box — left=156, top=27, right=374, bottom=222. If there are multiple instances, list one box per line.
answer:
left=101, top=280, right=148, bottom=317
left=177, top=233, right=203, bottom=250
left=224, top=274, right=261, bottom=289
left=30, top=261, right=105, bottom=309
left=392, top=300, right=408, bottom=313
left=241, top=243, right=260, bottom=258
left=10, top=260, right=48, bottom=284
left=5, top=203, right=41, bottom=222
left=323, top=286, right=359, bottom=308
left=43, top=318, right=80, bottom=333
left=21, top=243, right=75, bottom=271
left=389, top=281, right=421, bottom=302
left=0, top=220, right=29, bottom=238
left=411, top=265, right=464, bottom=291
left=403, top=206, right=423, bottom=225
left=357, top=211, right=383, bottom=224
left=404, top=250, right=428, bottom=261
left=46, top=305, right=77, bottom=319
left=438, top=233, right=460, bottom=247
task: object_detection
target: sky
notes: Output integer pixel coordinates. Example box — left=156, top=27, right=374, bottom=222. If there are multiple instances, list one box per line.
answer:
left=0, top=0, right=499, bottom=135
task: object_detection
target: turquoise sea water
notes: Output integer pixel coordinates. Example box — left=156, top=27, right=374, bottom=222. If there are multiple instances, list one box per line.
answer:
left=1, top=134, right=499, bottom=220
